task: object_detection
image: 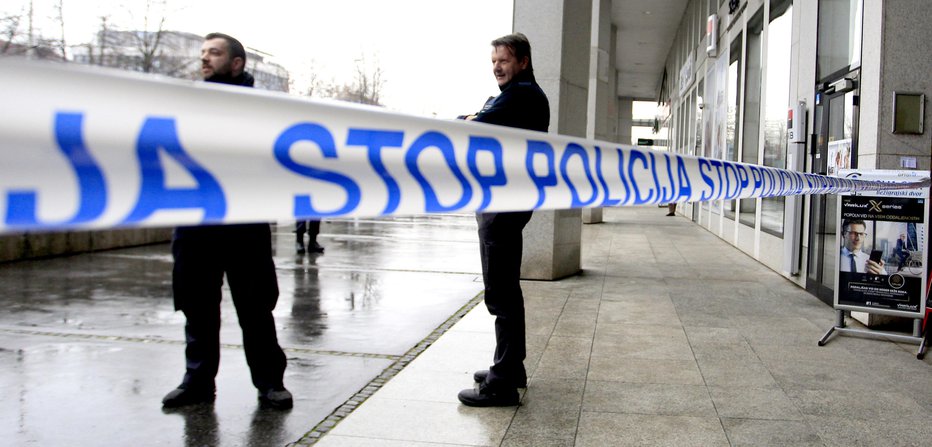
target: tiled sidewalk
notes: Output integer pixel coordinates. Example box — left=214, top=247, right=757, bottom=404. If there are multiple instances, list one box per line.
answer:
left=314, top=206, right=932, bottom=446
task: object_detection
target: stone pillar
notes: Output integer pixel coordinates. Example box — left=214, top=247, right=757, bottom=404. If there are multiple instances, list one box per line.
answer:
left=521, top=209, right=583, bottom=280
left=514, top=0, right=593, bottom=279
left=859, top=0, right=932, bottom=172
left=617, top=97, right=633, bottom=147
left=582, top=0, right=613, bottom=225
left=851, top=0, right=932, bottom=328
left=581, top=206, right=604, bottom=224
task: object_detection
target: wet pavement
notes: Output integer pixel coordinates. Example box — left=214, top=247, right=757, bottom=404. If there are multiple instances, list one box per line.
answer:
left=315, top=207, right=932, bottom=447
left=0, top=214, right=484, bottom=446
left=5, top=208, right=932, bottom=446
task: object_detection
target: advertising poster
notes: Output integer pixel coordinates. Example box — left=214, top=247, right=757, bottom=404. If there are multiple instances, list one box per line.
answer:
left=827, top=138, right=851, bottom=176
left=835, top=170, right=930, bottom=317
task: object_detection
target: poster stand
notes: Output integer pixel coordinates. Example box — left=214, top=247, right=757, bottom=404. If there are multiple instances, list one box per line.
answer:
left=818, top=170, right=930, bottom=359
left=918, top=275, right=932, bottom=359
left=818, top=310, right=924, bottom=356
left=920, top=327, right=929, bottom=359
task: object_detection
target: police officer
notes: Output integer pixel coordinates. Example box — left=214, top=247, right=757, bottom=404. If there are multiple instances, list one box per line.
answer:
left=458, top=33, right=550, bottom=407
left=161, top=33, right=292, bottom=410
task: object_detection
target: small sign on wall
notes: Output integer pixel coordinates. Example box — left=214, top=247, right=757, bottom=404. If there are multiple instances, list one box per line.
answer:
left=892, top=92, right=925, bottom=134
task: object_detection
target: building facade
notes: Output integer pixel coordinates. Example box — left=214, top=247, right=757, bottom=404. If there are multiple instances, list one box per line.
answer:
left=510, top=0, right=930, bottom=309
left=659, top=0, right=932, bottom=305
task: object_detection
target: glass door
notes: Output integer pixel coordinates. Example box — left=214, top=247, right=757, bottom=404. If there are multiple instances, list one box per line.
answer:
left=805, top=71, right=859, bottom=304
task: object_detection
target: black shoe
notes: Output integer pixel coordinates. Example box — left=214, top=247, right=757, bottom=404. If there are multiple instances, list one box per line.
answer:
left=162, top=385, right=215, bottom=408
left=295, top=242, right=305, bottom=254
left=308, top=242, right=325, bottom=254
left=473, top=370, right=527, bottom=388
left=458, top=384, right=519, bottom=407
left=258, top=387, right=293, bottom=410
left=665, top=212, right=675, bottom=216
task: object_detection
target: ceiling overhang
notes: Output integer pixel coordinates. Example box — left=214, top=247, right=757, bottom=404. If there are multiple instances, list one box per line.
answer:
left=611, top=0, right=688, bottom=101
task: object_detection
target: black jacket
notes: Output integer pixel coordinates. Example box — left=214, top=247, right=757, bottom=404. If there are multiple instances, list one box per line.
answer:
left=175, top=70, right=257, bottom=237
left=205, top=71, right=255, bottom=88
left=474, top=70, right=550, bottom=133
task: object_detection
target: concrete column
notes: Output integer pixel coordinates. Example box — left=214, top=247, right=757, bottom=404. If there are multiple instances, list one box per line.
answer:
left=582, top=0, right=613, bottom=225
left=514, top=0, right=592, bottom=279
left=852, top=0, right=932, bottom=328
left=602, top=95, right=631, bottom=225
left=860, top=0, right=932, bottom=171
left=581, top=206, right=603, bottom=225
left=617, top=97, right=633, bottom=147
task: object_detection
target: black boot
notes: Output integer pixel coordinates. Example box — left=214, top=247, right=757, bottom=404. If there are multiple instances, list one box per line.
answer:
left=472, top=370, right=527, bottom=388
left=258, top=387, right=293, bottom=410
left=162, top=384, right=216, bottom=408
left=457, top=382, right=518, bottom=407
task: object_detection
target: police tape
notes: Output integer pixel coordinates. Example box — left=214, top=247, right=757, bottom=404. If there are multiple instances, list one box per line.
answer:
left=0, top=59, right=929, bottom=234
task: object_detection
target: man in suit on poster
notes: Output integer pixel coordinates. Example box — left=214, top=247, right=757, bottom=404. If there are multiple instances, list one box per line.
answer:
left=839, top=219, right=885, bottom=275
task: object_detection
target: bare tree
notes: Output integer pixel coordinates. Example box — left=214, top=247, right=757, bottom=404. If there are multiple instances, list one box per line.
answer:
left=0, top=13, right=22, bottom=54
left=319, top=56, right=385, bottom=106
left=130, top=0, right=167, bottom=73
left=53, top=0, right=66, bottom=59
left=76, top=1, right=197, bottom=78
left=87, top=16, right=109, bottom=65
left=0, top=3, right=64, bottom=60
left=300, top=60, right=327, bottom=98
left=301, top=56, right=382, bottom=106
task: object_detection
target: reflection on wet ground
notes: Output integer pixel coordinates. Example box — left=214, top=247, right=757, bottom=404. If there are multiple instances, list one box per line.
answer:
left=0, top=214, right=482, bottom=446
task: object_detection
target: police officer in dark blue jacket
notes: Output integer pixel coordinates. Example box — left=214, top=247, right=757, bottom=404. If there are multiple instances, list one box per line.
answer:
left=162, top=33, right=291, bottom=410
left=458, top=33, right=550, bottom=407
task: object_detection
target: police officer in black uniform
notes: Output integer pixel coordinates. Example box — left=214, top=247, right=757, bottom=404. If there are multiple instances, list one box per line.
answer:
left=457, top=33, right=550, bottom=407
left=161, top=33, right=292, bottom=410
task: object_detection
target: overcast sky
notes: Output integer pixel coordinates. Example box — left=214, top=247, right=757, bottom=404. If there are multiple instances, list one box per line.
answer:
left=3, top=0, right=513, bottom=118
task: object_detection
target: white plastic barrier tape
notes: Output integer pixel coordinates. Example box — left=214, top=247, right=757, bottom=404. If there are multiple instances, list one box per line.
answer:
left=1, top=59, right=929, bottom=234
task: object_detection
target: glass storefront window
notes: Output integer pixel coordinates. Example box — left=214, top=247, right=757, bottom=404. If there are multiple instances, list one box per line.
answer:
left=740, top=10, right=764, bottom=228
left=818, top=90, right=857, bottom=291
left=817, top=0, right=863, bottom=81
left=673, top=103, right=678, bottom=151
left=724, top=34, right=741, bottom=220
left=687, top=91, right=695, bottom=156
left=696, top=81, right=704, bottom=158
left=761, top=0, right=793, bottom=237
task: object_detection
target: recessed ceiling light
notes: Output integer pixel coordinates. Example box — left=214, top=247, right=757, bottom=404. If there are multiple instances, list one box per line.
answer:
left=644, top=10, right=652, bottom=15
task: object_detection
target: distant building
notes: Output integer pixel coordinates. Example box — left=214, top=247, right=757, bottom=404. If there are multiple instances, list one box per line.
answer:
left=0, top=40, right=66, bottom=61
left=71, top=30, right=289, bottom=92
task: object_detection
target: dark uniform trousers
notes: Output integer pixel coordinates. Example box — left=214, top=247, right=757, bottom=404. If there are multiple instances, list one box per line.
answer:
left=477, top=210, right=533, bottom=388
left=295, top=220, right=321, bottom=243
left=172, top=223, right=286, bottom=392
